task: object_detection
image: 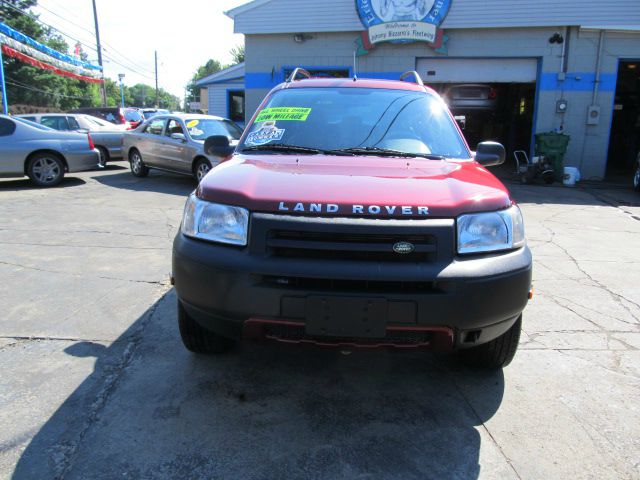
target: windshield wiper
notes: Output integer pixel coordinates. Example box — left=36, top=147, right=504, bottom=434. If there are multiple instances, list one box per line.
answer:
left=330, top=147, right=445, bottom=160
left=241, top=143, right=356, bottom=156
left=241, top=144, right=323, bottom=154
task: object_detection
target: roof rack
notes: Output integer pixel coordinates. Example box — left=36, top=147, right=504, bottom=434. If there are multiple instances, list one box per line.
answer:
left=286, top=67, right=312, bottom=83
left=400, top=71, right=424, bottom=86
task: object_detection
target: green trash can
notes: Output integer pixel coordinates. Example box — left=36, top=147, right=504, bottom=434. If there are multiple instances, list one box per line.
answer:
left=535, top=132, right=570, bottom=182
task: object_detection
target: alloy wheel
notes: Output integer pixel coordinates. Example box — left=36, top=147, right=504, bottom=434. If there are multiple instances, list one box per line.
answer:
left=31, top=157, right=61, bottom=185
left=131, top=153, right=142, bottom=174
left=196, top=162, right=210, bottom=182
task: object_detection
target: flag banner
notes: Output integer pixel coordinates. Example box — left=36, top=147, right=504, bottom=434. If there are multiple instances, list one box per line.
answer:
left=1, top=45, right=103, bottom=84
left=0, top=21, right=102, bottom=72
left=0, top=33, right=101, bottom=78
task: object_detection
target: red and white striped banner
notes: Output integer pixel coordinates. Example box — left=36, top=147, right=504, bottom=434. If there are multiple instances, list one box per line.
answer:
left=1, top=44, right=103, bottom=84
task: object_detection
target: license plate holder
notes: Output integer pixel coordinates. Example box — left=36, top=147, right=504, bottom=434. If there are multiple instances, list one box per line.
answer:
left=305, top=296, right=388, bottom=338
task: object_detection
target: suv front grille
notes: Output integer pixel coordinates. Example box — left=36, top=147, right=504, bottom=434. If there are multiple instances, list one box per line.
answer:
left=266, top=230, right=436, bottom=262
left=248, top=213, right=455, bottom=266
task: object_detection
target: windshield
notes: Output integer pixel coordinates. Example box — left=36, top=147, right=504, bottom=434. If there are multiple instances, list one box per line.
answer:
left=239, top=87, right=469, bottom=158
left=125, top=110, right=143, bottom=122
left=184, top=118, right=243, bottom=141
left=14, top=117, right=54, bottom=131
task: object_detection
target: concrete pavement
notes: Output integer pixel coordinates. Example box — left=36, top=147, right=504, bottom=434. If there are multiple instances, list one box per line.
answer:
left=0, top=165, right=638, bottom=479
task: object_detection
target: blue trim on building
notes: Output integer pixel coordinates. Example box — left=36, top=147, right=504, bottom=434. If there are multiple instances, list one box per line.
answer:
left=246, top=70, right=409, bottom=89
left=539, top=72, right=617, bottom=92
left=281, top=65, right=353, bottom=81
left=246, top=69, right=619, bottom=92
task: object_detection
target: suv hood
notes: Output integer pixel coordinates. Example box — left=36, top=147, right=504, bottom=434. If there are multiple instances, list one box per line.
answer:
left=197, top=155, right=512, bottom=218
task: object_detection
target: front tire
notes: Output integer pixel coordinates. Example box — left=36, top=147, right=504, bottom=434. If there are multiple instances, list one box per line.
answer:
left=460, top=316, right=522, bottom=369
left=178, top=301, right=235, bottom=354
left=27, top=153, right=65, bottom=187
left=193, top=158, right=212, bottom=183
left=129, top=149, right=149, bottom=177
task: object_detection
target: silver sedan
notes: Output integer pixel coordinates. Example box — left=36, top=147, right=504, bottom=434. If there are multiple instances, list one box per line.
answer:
left=123, top=114, right=242, bottom=182
left=0, top=115, right=100, bottom=187
left=16, top=113, right=125, bottom=167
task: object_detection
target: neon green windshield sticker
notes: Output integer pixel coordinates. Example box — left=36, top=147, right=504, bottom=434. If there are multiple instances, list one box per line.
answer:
left=255, top=107, right=311, bottom=122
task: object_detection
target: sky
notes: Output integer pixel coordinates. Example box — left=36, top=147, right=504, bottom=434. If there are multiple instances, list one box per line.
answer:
left=31, top=0, right=247, bottom=100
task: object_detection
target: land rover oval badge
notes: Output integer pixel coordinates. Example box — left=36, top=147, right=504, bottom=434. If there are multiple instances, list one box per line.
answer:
left=393, top=241, right=415, bottom=254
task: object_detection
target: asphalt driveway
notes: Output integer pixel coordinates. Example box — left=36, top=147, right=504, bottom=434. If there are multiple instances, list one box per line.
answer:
left=0, top=165, right=638, bottom=479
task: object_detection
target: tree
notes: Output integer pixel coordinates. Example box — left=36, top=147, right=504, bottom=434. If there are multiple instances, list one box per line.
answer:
left=229, top=44, right=245, bottom=64
left=184, top=59, right=223, bottom=108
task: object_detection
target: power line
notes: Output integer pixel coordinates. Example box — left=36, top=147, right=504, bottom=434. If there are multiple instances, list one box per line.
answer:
left=2, top=3, right=156, bottom=81
left=33, top=2, right=97, bottom=39
left=38, top=0, right=155, bottom=75
left=1, top=2, right=99, bottom=55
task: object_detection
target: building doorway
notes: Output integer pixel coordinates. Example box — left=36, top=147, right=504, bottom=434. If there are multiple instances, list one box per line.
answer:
left=428, top=82, right=536, bottom=158
left=607, top=60, right=640, bottom=179
left=417, top=58, right=538, bottom=165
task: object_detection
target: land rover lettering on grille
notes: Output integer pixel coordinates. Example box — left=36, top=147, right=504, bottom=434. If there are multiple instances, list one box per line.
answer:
left=278, top=202, right=429, bottom=216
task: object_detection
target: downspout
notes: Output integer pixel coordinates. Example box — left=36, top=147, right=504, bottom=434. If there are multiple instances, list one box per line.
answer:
left=560, top=26, right=569, bottom=74
left=557, top=26, right=569, bottom=132
left=579, top=29, right=605, bottom=176
left=592, top=30, right=605, bottom=105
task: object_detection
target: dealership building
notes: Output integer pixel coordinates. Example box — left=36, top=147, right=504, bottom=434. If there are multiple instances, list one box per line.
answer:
left=198, top=0, right=640, bottom=180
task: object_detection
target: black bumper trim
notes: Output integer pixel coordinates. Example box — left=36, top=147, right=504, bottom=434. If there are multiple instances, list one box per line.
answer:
left=173, top=232, right=532, bottom=348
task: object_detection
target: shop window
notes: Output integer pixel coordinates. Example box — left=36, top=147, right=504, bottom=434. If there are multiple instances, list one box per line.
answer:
left=228, top=90, right=245, bottom=123
left=283, top=67, right=350, bottom=80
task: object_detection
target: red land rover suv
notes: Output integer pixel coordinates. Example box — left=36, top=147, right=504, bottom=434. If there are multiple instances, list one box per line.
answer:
left=171, top=70, right=532, bottom=370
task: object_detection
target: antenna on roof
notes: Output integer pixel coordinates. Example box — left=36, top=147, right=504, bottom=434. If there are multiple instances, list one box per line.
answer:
left=353, top=50, right=358, bottom=81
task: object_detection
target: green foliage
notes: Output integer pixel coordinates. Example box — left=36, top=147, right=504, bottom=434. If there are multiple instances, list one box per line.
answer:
left=185, top=59, right=223, bottom=107
left=1, top=1, right=179, bottom=111
left=229, top=44, right=245, bottom=64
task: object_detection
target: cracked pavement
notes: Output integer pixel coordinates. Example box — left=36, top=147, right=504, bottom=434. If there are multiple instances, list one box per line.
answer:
left=0, top=166, right=639, bottom=479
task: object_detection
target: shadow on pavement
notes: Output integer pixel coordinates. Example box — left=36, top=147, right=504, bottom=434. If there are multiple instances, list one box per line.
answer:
left=0, top=177, right=86, bottom=191
left=12, top=290, right=505, bottom=479
left=99, top=164, right=127, bottom=171
left=92, top=171, right=196, bottom=197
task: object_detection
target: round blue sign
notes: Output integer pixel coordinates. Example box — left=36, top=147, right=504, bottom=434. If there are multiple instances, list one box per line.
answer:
left=356, top=0, right=452, bottom=43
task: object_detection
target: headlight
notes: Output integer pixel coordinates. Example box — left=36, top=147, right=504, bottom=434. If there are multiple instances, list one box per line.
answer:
left=181, top=195, right=249, bottom=246
left=457, top=205, right=525, bottom=254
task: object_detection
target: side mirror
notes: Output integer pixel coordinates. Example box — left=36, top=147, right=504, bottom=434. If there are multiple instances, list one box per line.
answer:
left=204, top=135, right=235, bottom=157
left=170, top=132, right=186, bottom=142
left=475, top=141, right=505, bottom=167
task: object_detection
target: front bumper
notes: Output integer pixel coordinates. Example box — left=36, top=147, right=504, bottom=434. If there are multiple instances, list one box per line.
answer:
left=66, top=149, right=100, bottom=172
left=172, top=217, right=532, bottom=350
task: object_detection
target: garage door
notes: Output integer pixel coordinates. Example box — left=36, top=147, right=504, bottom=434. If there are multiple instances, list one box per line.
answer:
left=416, top=58, right=538, bottom=83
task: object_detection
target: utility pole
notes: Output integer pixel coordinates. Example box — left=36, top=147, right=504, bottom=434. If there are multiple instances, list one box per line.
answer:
left=0, top=13, right=8, bottom=114
left=118, top=73, right=125, bottom=109
left=154, top=50, right=159, bottom=107
left=92, top=0, right=107, bottom=106
left=0, top=36, right=8, bottom=115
